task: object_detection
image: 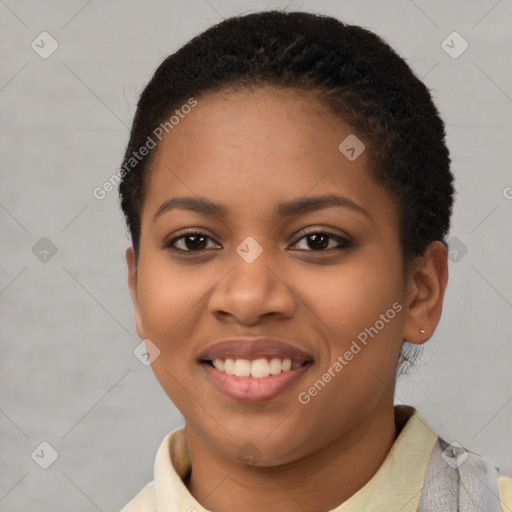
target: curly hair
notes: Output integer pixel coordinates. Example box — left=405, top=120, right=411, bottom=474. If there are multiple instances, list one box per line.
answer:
left=118, top=10, right=455, bottom=373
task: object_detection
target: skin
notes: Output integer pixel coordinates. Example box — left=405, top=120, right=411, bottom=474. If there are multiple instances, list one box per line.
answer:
left=126, top=86, right=448, bottom=512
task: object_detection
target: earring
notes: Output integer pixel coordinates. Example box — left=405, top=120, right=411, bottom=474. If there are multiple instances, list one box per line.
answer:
left=419, top=329, right=426, bottom=334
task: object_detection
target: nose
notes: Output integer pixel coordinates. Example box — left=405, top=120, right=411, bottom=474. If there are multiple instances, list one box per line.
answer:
left=207, top=244, right=298, bottom=326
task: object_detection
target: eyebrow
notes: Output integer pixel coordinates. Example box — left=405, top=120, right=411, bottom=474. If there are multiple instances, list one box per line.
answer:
left=152, top=193, right=370, bottom=223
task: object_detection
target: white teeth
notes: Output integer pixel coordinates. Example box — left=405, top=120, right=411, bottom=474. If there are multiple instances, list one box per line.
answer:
left=224, top=358, right=235, bottom=375
left=211, top=357, right=304, bottom=378
left=269, top=358, right=282, bottom=375
left=234, top=359, right=252, bottom=377
left=251, top=358, right=271, bottom=378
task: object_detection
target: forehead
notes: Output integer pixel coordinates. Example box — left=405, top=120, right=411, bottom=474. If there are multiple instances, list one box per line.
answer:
left=142, top=87, right=397, bottom=229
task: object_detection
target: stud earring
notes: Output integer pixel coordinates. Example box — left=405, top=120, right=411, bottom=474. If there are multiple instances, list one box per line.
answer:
left=419, top=329, right=426, bottom=334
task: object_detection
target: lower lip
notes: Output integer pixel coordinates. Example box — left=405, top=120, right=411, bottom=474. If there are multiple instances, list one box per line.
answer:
left=201, top=362, right=312, bottom=403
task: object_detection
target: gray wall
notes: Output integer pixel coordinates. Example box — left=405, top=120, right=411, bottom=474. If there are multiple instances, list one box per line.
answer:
left=1, top=0, right=511, bottom=510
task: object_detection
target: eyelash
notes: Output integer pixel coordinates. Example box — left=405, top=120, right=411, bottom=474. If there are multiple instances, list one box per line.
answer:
left=162, top=229, right=353, bottom=255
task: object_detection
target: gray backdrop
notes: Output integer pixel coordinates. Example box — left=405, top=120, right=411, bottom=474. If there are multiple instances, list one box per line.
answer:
left=1, top=0, right=511, bottom=510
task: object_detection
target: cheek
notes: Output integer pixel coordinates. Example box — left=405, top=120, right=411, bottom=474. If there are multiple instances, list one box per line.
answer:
left=307, top=255, right=404, bottom=342
left=299, top=254, right=405, bottom=407
left=137, top=257, right=203, bottom=339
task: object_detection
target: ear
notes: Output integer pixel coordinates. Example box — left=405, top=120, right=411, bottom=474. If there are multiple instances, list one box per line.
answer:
left=403, top=241, right=449, bottom=345
left=126, top=246, right=145, bottom=339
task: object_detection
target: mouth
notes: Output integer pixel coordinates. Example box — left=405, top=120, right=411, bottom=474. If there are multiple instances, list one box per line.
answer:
left=199, top=338, right=314, bottom=403
left=201, top=357, right=310, bottom=378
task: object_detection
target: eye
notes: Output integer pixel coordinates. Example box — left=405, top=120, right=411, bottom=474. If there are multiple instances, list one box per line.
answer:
left=291, top=230, right=353, bottom=252
left=163, top=231, right=220, bottom=253
left=163, top=229, right=353, bottom=255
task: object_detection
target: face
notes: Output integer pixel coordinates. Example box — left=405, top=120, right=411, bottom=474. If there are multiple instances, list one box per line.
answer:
left=127, top=87, right=415, bottom=466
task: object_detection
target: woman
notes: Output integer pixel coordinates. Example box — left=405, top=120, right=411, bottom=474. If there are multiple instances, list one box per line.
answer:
left=118, top=10, right=511, bottom=511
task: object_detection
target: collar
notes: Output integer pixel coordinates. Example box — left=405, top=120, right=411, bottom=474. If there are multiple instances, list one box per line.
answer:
left=153, top=405, right=437, bottom=512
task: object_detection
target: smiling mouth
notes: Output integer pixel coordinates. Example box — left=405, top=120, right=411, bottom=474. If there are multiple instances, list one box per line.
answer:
left=198, top=338, right=314, bottom=402
left=200, top=357, right=314, bottom=403
left=201, top=357, right=312, bottom=379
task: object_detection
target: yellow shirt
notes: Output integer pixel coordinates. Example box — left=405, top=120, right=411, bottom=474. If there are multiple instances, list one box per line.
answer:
left=120, top=405, right=512, bottom=511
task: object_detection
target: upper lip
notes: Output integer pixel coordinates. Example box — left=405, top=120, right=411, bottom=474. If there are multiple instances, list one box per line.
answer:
left=199, top=338, right=314, bottom=363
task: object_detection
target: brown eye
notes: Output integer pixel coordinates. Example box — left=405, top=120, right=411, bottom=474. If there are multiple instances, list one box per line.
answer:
left=163, top=230, right=352, bottom=255
left=164, top=232, right=219, bottom=252
left=292, top=231, right=353, bottom=252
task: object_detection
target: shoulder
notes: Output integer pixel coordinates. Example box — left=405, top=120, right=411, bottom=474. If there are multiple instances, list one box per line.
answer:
left=434, top=436, right=511, bottom=512
left=119, top=481, right=156, bottom=512
left=498, top=475, right=512, bottom=512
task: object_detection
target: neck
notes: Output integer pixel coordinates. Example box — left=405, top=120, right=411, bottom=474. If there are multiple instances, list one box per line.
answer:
left=185, top=400, right=398, bottom=512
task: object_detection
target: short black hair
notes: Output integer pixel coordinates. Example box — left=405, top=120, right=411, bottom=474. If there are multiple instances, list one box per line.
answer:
left=118, top=10, right=455, bottom=373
